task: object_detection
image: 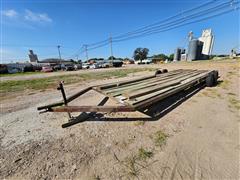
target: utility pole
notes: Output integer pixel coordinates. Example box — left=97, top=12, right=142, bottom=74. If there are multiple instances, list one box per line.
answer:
left=57, top=45, right=62, bottom=64
left=84, top=45, right=89, bottom=61
left=109, top=35, right=113, bottom=65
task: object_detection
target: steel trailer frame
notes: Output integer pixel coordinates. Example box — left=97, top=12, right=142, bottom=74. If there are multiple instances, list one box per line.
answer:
left=37, top=69, right=218, bottom=127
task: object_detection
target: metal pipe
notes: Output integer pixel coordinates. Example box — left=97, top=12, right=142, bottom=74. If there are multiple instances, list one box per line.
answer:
left=57, top=81, right=71, bottom=118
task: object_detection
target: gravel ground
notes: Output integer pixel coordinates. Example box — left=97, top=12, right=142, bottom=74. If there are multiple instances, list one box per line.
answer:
left=0, top=60, right=239, bottom=179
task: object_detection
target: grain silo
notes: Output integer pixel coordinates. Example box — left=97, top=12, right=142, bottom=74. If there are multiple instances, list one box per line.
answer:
left=198, top=29, right=214, bottom=56
left=174, top=48, right=181, bottom=61
left=187, top=39, right=203, bottom=61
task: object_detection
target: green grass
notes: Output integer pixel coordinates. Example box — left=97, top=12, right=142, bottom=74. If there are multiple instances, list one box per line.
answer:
left=201, top=88, right=222, bottom=99
left=125, top=156, right=138, bottom=177
left=134, top=121, right=146, bottom=126
left=218, top=79, right=231, bottom=90
left=0, top=68, right=155, bottom=95
left=138, top=148, right=153, bottom=160
left=227, top=92, right=237, bottom=96
left=228, top=97, right=240, bottom=110
left=0, top=71, right=43, bottom=77
left=113, top=146, right=155, bottom=178
left=123, top=149, right=153, bottom=177
left=152, top=130, right=168, bottom=147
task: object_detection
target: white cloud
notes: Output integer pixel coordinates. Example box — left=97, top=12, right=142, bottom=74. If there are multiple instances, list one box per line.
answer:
left=24, top=9, right=52, bottom=23
left=1, top=9, right=18, bottom=18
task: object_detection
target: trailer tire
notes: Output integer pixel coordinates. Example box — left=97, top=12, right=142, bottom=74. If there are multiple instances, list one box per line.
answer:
left=155, top=70, right=162, bottom=76
left=213, top=70, right=218, bottom=85
left=206, top=73, right=214, bottom=87
left=162, top=69, right=168, bottom=73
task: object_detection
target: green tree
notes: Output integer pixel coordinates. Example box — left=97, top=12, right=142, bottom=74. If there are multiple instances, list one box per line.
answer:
left=153, top=54, right=168, bottom=59
left=108, top=56, right=116, bottom=60
left=168, top=54, right=174, bottom=61
left=133, top=48, right=149, bottom=63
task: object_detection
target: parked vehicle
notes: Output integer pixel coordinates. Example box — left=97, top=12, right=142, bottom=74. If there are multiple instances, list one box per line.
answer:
left=8, top=68, right=21, bottom=74
left=0, top=64, right=8, bottom=74
left=53, top=64, right=62, bottom=71
left=41, top=66, right=53, bottom=72
left=74, top=64, right=82, bottom=70
left=112, top=60, right=123, bottom=67
left=101, top=61, right=110, bottom=68
left=142, top=59, right=152, bottom=64
left=82, top=63, right=90, bottom=69
left=89, top=63, right=100, bottom=69
left=63, top=64, right=75, bottom=71
left=33, top=65, right=43, bottom=71
left=135, top=59, right=152, bottom=65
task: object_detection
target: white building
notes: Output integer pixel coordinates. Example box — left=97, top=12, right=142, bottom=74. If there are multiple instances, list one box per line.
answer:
left=198, top=29, right=214, bottom=56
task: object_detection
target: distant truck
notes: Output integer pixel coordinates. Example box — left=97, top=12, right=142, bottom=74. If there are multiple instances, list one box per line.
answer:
left=111, top=60, right=123, bottom=67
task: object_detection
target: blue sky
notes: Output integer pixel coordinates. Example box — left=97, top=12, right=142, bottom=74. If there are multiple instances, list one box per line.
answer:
left=1, top=0, right=239, bottom=63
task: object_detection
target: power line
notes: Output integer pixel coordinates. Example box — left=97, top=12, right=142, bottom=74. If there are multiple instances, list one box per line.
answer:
left=113, top=6, right=239, bottom=43
left=113, top=0, right=221, bottom=39
left=63, top=0, right=239, bottom=58
left=77, top=0, right=238, bottom=56
left=112, top=0, right=237, bottom=41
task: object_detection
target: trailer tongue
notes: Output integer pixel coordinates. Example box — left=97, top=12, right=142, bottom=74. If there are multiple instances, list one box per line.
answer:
left=37, top=69, right=218, bottom=128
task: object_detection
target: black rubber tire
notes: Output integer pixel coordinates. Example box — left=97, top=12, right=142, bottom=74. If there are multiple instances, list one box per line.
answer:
left=155, top=70, right=162, bottom=76
left=206, top=73, right=214, bottom=87
left=162, top=69, right=168, bottom=73
left=212, top=70, right=219, bottom=85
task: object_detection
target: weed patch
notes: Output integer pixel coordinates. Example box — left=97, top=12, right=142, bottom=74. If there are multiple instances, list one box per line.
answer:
left=138, top=148, right=153, bottom=160
left=113, top=148, right=156, bottom=179
left=218, top=79, right=231, bottom=89
left=228, top=97, right=240, bottom=110
left=152, top=130, right=168, bottom=147
left=227, top=92, right=237, bottom=96
left=201, top=88, right=222, bottom=99
left=134, top=121, right=145, bottom=126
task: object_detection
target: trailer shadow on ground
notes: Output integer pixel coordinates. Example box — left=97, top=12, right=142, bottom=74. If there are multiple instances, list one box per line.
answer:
left=62, top=82, right=212, bottom=128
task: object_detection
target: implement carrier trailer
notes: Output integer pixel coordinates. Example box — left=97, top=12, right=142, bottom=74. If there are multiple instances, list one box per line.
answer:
left=38, top=69, right=219, bottom=127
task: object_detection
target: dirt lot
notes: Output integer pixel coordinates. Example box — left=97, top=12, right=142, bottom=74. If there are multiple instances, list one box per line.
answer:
left=0, top=59, right=239, bottom=179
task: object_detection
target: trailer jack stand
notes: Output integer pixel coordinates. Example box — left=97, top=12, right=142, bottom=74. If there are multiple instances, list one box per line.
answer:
left=57, top=81, right=72, bottom=120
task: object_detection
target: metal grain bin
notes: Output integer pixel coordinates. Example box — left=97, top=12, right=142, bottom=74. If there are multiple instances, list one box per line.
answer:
left=174, top=48, right=181, bottom=61
left=187, top=39, right=198, bottom=61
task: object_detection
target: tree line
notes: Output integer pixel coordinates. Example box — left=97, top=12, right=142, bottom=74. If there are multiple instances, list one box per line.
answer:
left=83, top=47, right=174, bottom=63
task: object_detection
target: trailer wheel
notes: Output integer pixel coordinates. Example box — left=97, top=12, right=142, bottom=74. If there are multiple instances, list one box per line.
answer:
left=162, top=69, right=168, bottom=73
left=213, top=70, right=219, bottom=85
left=155, top=70, right=162, bottom=76
left=206, top=73, right=214, bottom=87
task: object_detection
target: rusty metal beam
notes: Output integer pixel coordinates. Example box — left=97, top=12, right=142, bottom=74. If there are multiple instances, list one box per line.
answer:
left=37, top=86, right=92, bottom=111
left=67, top=86, right=92, bottom=102
left=50, top=105, right=135, bottom=112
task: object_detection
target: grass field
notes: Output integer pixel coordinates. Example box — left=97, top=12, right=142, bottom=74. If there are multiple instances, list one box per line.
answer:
left=0, top=71, right=44, bottom=77
left=0, top=68, right=155, bottom=95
